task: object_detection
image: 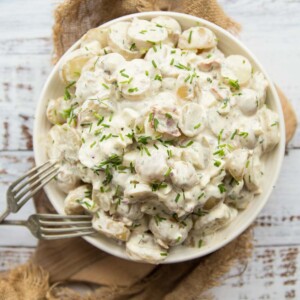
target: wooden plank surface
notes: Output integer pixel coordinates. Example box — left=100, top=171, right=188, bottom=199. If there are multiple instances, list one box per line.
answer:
left=0, top=0, right=299, bottom=298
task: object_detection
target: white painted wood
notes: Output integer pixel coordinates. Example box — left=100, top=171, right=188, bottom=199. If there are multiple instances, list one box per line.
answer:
left=0, top=0, right=299, bottom=297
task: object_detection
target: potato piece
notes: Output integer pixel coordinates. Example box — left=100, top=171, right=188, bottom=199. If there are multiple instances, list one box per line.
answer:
left=258, top=106, right=280, bottom=153
left=194, top=203, right=237, bottom=234
left=221, top=55, right=252, bottom=86
left=179, top=102, right=204, bottom=137
left=75, top=71, right=112, bottom=101
left=56, top=163, right=81, bottom=193
left=135, top=148, right=169, bottom=182
left=116, top=59, right=161, bottom=100
left=80, top=27, right=108, bottom=47
left=59, top=41, right=101, bottom=83
left=250, top=72, right=268, bottom=105
left=92, top=210, right=130, bottom=241
left=64, top=185, right=91, bottom=214
left=236, top=88, right=259, bottom=116
left=124, top=177, right=156, bottom=203
left=126, top=232, right=168, bottom=264
left=149, top=215, right=192, bottom=248
left=46, top=96, right=72, bottom=125
left=170, top=161, right=199, bottom=189
left=107, top=21, right=142, bottom=59
left=147, top=105, right=181, bottom=138
left=178, top=26, right=217, bottom=50
left=151, top=16, right=182, bottom=45
left=127, top=18, right=168, bottom=51
left=176, top=72, right=200, bottom=101
left=47, top=124, right=81, bottom=163
left=244, top=151, right=264, bottom=193
left=181, top=141, right=209, bottom=170
left=225, top=149, right=249, bottom=181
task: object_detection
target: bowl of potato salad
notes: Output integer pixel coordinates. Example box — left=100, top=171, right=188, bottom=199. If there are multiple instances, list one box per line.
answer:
left=34, top=12, right=285, bottom=264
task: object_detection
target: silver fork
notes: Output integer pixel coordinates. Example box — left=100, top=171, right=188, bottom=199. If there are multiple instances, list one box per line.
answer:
left=2, top=214, right=95, bottom=240
left=0, top=161, right=59, bottom=223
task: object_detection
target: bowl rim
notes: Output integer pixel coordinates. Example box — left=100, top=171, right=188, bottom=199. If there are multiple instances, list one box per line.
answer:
left=33, top=11, right=285, bottom=263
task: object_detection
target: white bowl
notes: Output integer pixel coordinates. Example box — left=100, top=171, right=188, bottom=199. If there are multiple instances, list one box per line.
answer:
left=34, top=11, right=285, bottom=263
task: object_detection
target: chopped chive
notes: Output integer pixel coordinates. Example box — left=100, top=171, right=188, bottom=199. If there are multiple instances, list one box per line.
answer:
left=129, top=43, right=136, bottom=51
left=228, top=79, right=240, bottom=90
left=218, top=129, right=224, bottom=145
left=128, top=87, right=138, bottom=93
left=148, top=112, right=154, bottom=122
left=198, top=239, right=203, bottom=248
left=197, top=193, right=204, bottom=200
left=102, top=83, right=109, bottom=89
left=188, top=30, right=193, bottom=43
left=214, top=160, right=221, bottom=167
left=175, top=194, right=180, bottom=203
left=152, top=60, right=157, bottom=68
left=238, top=131, right=249, bottom=138
left=180, top=141, right=194, bottom=148
left=167, top=149, right=173, bottom=159
left=218, top=183, right=227, bottom=194
left=164, top=167, right=172, bottom=177
left=170, top=58, right=175, bottom=66
left=194, top=123, right=201, bottom=129
left=154, top=74, right=162, bottom=81
left=231, top=129, right=238, bottom=140
left=246, top=160, right=250, bottom=168
left=165, top=113, right=172, bottom=119
left=160, top=252, right=168, bottom=256
left=90, top=141, right=96, bottom=148
left=154, top=118, right=159, bottom=130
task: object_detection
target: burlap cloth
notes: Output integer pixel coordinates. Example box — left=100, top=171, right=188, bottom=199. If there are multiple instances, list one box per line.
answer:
left=0, top=1, right=297, bottom=299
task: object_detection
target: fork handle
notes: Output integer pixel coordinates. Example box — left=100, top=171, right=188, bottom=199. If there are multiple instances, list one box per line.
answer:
left=0, top=208, right=10, bottom=223
left=1, top=219, right=27, bottom=226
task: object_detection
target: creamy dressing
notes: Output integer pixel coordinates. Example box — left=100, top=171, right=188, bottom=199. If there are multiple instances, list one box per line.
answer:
left=46, top=17, right=280, bottom=264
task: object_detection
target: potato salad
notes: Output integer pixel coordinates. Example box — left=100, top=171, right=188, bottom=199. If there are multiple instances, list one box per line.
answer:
left=46, top=17, right=280, bottom=263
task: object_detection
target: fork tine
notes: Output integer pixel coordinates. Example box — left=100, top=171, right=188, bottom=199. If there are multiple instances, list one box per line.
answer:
left=40, top=230, right=95, bottom=240
left=39, top=220, right=92, bottom=226
left=9, top=161, right=53, bottom=189
left=40, top=226, right=93, bottom=233
left=12, top=161, right=58, bottom=195
left=37, top=214, right=92, bottom=220
left=14, top=167, right=59, bottom=201
left=17, top=170, right=59, bottom=209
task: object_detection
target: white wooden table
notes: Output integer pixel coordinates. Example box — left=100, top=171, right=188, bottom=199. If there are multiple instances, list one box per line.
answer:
left=0, top=1, right=299, bottom=298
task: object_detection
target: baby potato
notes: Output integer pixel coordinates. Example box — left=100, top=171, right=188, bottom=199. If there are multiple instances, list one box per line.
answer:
left=127, top=18, right=168, bottom=51
left=149, top=215, right=193, bottom=248
left=55, top=163, right=81, bottom=193
left=221, top=55, right=252, bottom=86
left=225, top=149, right=250, bottom=181
left=135, top=148, right=169, bottom=182
left=258, top=106, right=280, bottom=153
left=178, top=26, right=217, bottom=50
left=64, top=184, right=91, bottom=215
left=236, top=89, right=259, bottom=116
left=194, top=203, right=237, bottom=235
left=47, top=124, right=81, bottom=163
left=126, top=232, right=168, bottom=263
left=151, top=16, right=182, bottom=46
left=107, top=21, right=142, bottom=60
left=60, top=41, right=102, bottom=83
left=80, top=27, right=108, bottom=48
left=179, top=102, right=205, bottom=137
left=46, top=96, right=72, bottom=125
left=170, top=161, right=199, bottom=189
left=92, top=210, right=130, bottom=242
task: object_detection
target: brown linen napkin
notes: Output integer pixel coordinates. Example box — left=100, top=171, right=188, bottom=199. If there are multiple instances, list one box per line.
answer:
left=0, top=0, right=297, bottom=299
